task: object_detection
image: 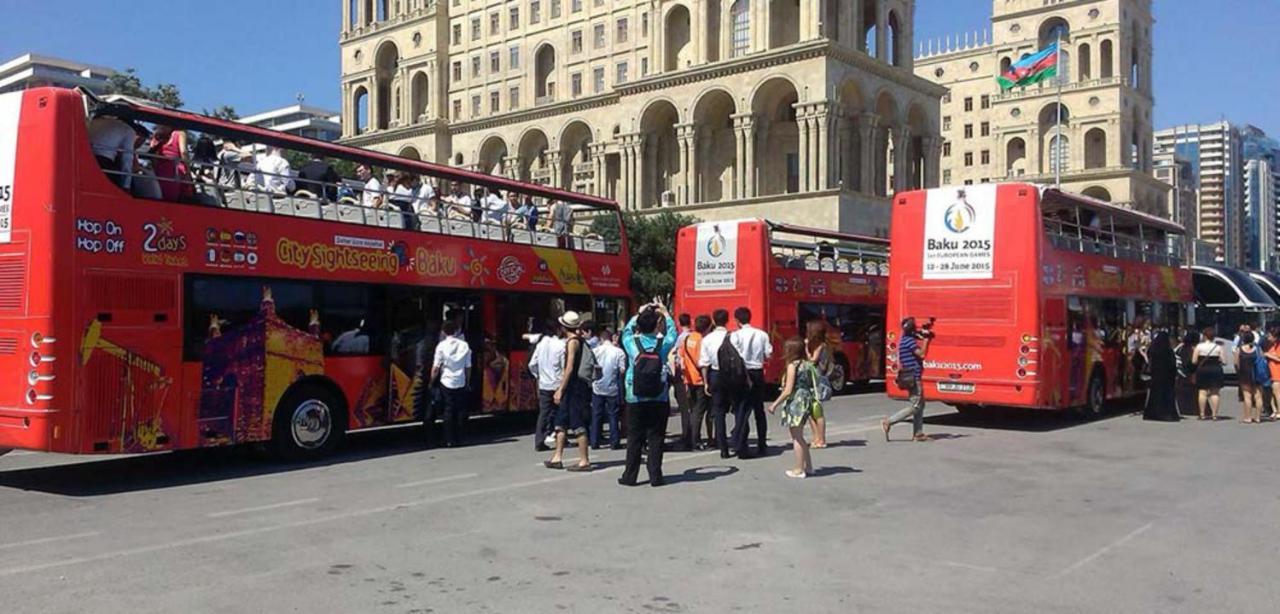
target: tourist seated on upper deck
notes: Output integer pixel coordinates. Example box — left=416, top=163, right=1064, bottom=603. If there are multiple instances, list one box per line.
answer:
left=415, top=178, right=436, bottom=214
left=485, top=189, right=511, bottom=225
left=216, top=141, right=252, bottom=190
left=295, top=155, right=341, bottom=201
left=390, top=172, right=419, bottom=230
left=446, top=185, right=473, bottom=220
left=550, top=199, right=573, bottom=238
left=357, top=164, right=383, bottom=210
left=255, top=146, right=295, bottom=195
left=470, top=188, right=488, bottom=223
left=87, top=115, right=140, bottom=190
left=514, top=195, right=538, bottom=230
left=191, top=135, right=218, bottom=184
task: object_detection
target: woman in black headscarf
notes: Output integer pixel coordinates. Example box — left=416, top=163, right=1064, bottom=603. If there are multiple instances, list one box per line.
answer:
left=1144, top=330, right=1180, bottom=421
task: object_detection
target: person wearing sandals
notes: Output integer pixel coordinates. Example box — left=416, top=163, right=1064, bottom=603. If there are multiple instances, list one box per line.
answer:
left=545, top=312, right=593, bottom=472
left=804, top=320, right=832, bottom=449
left=768, top=338, right=821, bottom=479
left=1236, top=331, right=1266, bottom=424
left=1192, top=327, right=1224, bottom=421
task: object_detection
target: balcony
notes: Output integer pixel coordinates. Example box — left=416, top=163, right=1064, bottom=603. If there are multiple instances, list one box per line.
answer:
left=992, top=76, right=1125, bottom=103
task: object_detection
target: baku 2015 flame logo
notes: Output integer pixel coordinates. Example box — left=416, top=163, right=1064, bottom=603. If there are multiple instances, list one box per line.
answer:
left=706, top=224, right=727, bottom=257
left=944, top=191, right=976, bottom=234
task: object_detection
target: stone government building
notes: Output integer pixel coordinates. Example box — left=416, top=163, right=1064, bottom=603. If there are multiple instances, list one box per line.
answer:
left=338, top=0, right=944, bottom=236
left=915, top=0, right=1167, bottom=218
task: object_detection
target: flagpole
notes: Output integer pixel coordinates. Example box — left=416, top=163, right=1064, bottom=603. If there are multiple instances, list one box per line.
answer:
left=1054, top=34, right=1063, bottom=188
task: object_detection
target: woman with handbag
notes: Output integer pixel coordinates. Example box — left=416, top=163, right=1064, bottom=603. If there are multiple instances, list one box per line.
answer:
left=768, top=338, right=822, bottom=479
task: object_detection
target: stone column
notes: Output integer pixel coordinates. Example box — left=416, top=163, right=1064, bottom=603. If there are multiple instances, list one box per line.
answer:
left=801, top=0, right=816, bottom=42
left=796, top=105, right=812, bottom=193
left=923, top=136, right=943, bottom=188
left=342, top=0, right=351, bottom=32
left=875, top=1, right=888, bottom=61
left=858, top=114, right=880, bottom=194
left=357, top=0, right=367, bottom=26
left=815, top=103, right=831, bottom=190
left=676, top=123, right=696, bottom=205
left=744, top=117, right=758, bottom=198
left=720, top=2, right=733, bottom=59
left=893, top=126, right=912, bottom=193
left=731, top=113, right=750, bottom=199
left=501, top=156, right=519, bottom=180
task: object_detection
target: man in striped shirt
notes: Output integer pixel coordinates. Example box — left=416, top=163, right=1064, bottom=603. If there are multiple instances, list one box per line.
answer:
left=883, top=317, right=931, bottom=442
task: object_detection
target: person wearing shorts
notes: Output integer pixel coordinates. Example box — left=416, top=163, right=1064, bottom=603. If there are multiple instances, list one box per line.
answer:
left=546, top=311, right=593, bottom=472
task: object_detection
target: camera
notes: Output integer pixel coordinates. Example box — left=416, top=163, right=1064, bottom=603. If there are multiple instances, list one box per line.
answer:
left=907, top=316, right=937, bottom=340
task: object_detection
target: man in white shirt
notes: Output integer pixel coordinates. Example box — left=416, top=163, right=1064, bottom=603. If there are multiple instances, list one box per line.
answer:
left=589, top=327, right=627, bottom=450
left=255, top=147, right=295, bottom=195
left=698, top=309, right=732, bottom=458
left=357, top=164, right=383, bottom=211
left=414, top=180, right=436, bottom=214
left=88, top=117, right=137, bottom=190
left=484, top=189, right=511, bottom=225
left=730, top=307, right=773, bottom=458
left=528, top=318, right=567, bottom=451
left=432, top=320, right=473, bottom=447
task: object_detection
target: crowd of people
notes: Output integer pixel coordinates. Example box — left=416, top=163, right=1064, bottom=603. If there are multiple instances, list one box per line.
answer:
left=521, top=301, right=852, bottom=484
left=88, top=116, right=586, bottom=243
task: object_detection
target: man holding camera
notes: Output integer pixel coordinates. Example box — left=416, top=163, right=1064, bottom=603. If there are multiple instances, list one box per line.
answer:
left=883, top=317, right=932, bottom=442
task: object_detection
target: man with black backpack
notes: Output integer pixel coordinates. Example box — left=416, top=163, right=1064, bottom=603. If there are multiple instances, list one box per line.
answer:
left=618, top=299, right=679, bottom=487
left=699, top=309, right=733, bottom=458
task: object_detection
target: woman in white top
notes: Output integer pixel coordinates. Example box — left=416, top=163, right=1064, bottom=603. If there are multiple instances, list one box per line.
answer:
left=1190, top=327, right=1224, bottom=421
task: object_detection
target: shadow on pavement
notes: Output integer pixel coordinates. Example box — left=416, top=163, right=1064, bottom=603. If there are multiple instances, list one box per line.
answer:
left=808, top=466, right=861, bottom=478
left=0, top=413, right=535, bottom=498
left=924, top=399, right=1143, bottom=433
left=822, top=439, right=868, bottom=449
left=663, top=466, right=738, bottom=485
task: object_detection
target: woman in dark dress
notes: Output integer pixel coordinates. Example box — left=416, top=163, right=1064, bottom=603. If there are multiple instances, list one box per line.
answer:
left=1143, top=331, right=1180, bottom=421
left=1174, top=331, right=1199, bottom=416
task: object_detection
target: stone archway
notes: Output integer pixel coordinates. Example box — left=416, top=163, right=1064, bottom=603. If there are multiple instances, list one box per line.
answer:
left=517, top=129, right=550, bottom=183
left=559, top=121, right=594, bottom=192
left=691, top=89, right=737, bottom=202
left=374, top=41, right=400, bottom=130
left=664, top=5, right=693, bottom=71
left=477, top=136, right=509, bottom=176
left=752, top=77, right=800, bottom=196
left=638, top=100, right=681, bottom=208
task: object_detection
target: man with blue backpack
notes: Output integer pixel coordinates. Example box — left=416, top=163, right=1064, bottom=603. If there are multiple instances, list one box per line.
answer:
left=618, top=298, right=679, bottom=487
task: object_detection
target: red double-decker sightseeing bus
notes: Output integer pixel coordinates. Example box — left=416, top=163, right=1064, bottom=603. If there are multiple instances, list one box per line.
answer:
left=674, top=220, right=889, bottom=391
left=886, top=184, right=1191, bottom=416
left=0, top=87, right=630, bottom=459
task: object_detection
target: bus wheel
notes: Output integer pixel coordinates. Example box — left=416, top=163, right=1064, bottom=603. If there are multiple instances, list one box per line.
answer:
left=272, top=384, right=345, bottom=461
left=1084, top=374, right=1107, bottom=418
left=829, top=360, right=848, bottom=394
left=0, top=448, right=11, bottom=459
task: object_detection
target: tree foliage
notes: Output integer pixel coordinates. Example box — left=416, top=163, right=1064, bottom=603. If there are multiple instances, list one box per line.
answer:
left=204, top=105, right=240, bottom=121
left=591, top=211, right=701, bottom=303
left=105, top=68, right=184, bottom=109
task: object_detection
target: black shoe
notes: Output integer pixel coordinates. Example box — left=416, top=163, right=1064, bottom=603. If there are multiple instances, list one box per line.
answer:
left=736, top=451, right=755, bottom=460
left=719, top=451, right=732, bottom=459
left=650, top=477, right=665, bottom=487
left=610, top=444, right=623, bottom=450
left=617, top=478, right=637, bottom=487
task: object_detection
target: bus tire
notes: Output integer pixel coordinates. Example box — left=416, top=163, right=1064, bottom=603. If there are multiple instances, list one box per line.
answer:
left=829, top=355, right=850, bottom=394
left=1084, top=373, right=1107, bottom=418
left=0, top=448, right=11, bottom=459
left=272, top=382, right=346, bottom=461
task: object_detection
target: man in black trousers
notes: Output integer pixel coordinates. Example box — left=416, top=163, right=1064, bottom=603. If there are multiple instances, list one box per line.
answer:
left=728, top=307, right=772, bottom=459
left=698, top=309, right=733, bottom=458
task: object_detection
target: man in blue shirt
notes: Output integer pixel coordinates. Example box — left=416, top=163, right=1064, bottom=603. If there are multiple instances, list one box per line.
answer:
left=618, top=300, right=678, bottom=487
left=883, top=317, right=931, bottom=442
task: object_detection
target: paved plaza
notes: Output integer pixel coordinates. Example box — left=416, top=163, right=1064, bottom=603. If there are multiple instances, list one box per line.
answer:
left=1, top=391, right=1277, bottom=613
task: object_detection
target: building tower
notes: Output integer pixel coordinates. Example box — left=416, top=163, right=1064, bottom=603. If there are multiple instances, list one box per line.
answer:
left=915, top=0, right=1167, bottom=217
left=337, top=0, right=944, bottom=236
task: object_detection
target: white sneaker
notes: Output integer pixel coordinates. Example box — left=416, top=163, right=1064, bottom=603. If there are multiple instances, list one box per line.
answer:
left=785, top=469, right=807, bottom=479
left=544, top=435, right=557, bottom=447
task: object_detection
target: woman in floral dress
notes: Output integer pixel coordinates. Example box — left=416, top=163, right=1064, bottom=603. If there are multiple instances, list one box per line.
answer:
left=769, top=337, right=821, bottom=479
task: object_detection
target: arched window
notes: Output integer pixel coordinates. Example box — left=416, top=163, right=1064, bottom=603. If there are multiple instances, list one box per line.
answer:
left=534, top=45, right=556, bottom=100
left=1039, top=17, right=1070, bottom=47
left=410, top=72, right=428, bottom=122
left=353, top=87, right=369, bottom=135
left=1082, top=186, right=1112, bottom=202
left=862, top=0, right=877, bottom=56
left=1048, top=134, right=1070, bottom=174
left=1000, top=56, right=1012, bottom=75
left=1100, top=40, right=1114, bottom=78
left=1130, top=45, right=1141, bottom=88
left=1084, top=128, right=1106, bottom=169
left=665, top=5, right=692, bottom=71
left=1006, top=138, right=1027, bottom=177
left=1077, top=43, right=1092, bottom=80
left=730, top=0, right=751, bottom=57
left=887, top=11, right=903, bottom=66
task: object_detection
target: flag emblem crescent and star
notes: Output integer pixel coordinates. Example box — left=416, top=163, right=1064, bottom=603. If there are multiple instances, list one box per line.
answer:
left=997, top=42, right=1059, bottom=91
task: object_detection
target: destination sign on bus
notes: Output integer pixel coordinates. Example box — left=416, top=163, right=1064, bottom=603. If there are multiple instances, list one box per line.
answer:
left=922, top=185, right=996, bottom=280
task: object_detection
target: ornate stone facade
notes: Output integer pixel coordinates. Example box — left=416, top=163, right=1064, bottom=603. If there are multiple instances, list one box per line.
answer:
left=916, top=0, right=1167, bottom=218
left=338, top=0, right=943, bottom=236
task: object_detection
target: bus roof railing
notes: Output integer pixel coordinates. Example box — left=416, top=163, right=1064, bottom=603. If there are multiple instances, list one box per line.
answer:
left=1041, top=186, right=1185, bottom=235
left=765, top=220, right=890, bottom=247
left=80, top=87, right=619, bottom=211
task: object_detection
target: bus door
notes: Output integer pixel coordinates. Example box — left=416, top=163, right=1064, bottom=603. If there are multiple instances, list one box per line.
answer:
left=386, top=287, right=431, bottom=424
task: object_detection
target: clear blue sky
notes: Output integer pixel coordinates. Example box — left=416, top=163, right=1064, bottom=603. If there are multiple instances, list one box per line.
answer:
left=3, top=1, right=1277, bottom=134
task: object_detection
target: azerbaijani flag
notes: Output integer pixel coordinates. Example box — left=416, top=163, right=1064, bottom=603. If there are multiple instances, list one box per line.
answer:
left=997, top=42, right=1059, bottom=91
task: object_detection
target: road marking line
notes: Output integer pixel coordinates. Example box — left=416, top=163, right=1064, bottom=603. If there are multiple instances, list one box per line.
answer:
left=206, top=498, right=320, bottom=519
left=0, top=531, right=100, bottom=551
left=1054, top=522, right=1154, bottom=578
left=394, top=473, right=478, bottom=489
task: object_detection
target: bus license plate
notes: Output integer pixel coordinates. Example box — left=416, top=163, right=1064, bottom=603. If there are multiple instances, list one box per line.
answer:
left=937, top=382, right=975, bottom=394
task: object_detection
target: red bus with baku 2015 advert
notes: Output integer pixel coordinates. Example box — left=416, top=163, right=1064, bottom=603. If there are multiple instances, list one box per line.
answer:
left=885, top=183, right=1192, bottom=417
left=674, top=219, right=889, bottom=391
left=0, top=87, right=631, bottom=460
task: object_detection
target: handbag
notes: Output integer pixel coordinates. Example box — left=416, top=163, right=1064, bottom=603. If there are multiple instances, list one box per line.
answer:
left=811, top=362, right=834, bottom=402
left=806, top=363, right=826, bottom=417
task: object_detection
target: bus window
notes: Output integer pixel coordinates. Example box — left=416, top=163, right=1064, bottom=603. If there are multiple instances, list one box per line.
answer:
left=316, top=283, right=386, bottom=356
left=184, top=277, right=314, bottom=360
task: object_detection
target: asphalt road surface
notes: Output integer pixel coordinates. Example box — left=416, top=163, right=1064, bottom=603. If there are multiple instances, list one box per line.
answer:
left=1, top=389, right=1277, bottom=613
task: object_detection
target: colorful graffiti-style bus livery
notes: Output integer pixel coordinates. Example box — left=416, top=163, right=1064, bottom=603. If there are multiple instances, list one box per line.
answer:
left=675, top=220, right=889, bottom=390
left=886, top=184, right=1192, bottom=415
left=0, top=88, right=630, bottom=458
